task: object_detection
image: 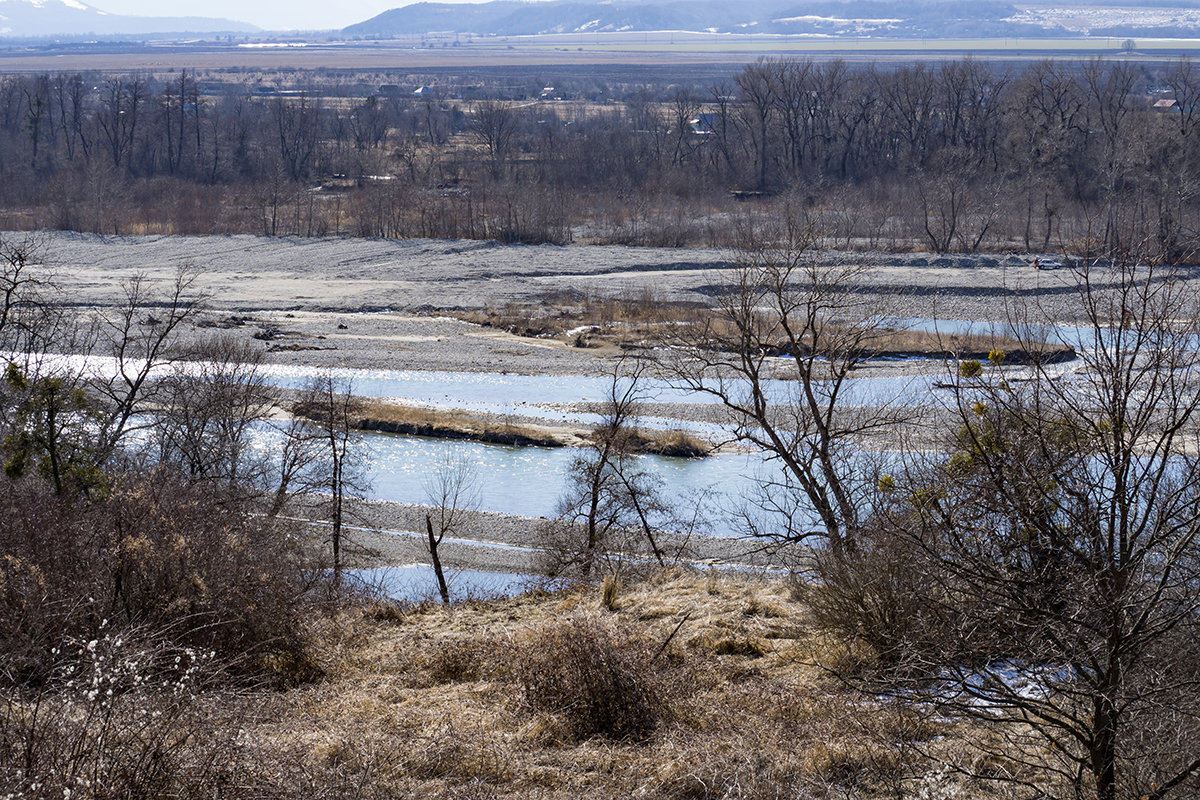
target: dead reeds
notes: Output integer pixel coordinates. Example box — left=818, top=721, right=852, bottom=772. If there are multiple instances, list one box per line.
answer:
left=454, top=291, right=1076, bottom=364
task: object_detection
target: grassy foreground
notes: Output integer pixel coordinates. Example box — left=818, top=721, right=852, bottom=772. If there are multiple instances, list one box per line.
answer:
left=2, top=559, right=1038, bottom=799
left=230, top=570, right=1008, bottom=799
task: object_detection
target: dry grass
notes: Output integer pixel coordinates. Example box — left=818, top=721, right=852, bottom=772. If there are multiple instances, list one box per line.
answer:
left=3, top=569, right=1041, bottom=799
left=455, top=294, right=1075, bottom=364
left=221, top=570, right=994, bottom=798
left=337, top=400, right=713, bottom=456
left=353, top=399, right=584, bottom=448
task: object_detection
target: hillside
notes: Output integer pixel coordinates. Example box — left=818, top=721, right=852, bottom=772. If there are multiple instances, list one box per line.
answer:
left=0, top=0, right=257, bottom=38
left=343, top=0, right=1200, bottom=38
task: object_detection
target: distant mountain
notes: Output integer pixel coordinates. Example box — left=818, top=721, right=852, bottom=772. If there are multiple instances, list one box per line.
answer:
left=0, top=0, right=258, bottom=38
left=343, top=0, right=1200, bottom=38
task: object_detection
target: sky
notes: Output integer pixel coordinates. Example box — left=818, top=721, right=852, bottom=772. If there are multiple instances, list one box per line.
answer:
left=90, top=0, right=505, bottom=31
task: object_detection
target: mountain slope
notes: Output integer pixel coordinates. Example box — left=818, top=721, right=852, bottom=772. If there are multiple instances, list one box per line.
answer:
left=0, top=0, right=258, bottom=37
left=342, top=0, right=1200, bottom=38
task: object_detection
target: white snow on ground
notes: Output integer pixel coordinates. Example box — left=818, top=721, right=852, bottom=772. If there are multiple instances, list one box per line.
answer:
left=1006, top=5, right=1200, bottom=32
left=772, top=15, right=901, bottom=24
left=921, top=661, right=1086, bottom=714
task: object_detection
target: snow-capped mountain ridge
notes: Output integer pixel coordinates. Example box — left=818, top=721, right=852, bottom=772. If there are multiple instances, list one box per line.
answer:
left=0, top=0, right=258, bottom=37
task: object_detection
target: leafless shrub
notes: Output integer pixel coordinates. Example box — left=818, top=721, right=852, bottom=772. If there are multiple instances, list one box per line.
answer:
left=0, top=472, right=320, bottom=687
left=798, top=522, right=980, bottom=676
left=0, top=625, right=251, bottom=800
left=514, top=616, right=662, bottom=742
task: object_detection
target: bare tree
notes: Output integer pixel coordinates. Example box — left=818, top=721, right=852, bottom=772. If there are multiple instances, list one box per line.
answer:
left=0, top=266, right=202, bottom=495
left=0, top=235, right=60, bottom=354
left=855, top=255, right=1200, bottom=800
left=94, top=76, right=147, bottom=170
left=735, top=59, right=777, bottom=190
left=661, top=220, right=914, bottom=557
left=89, top=270, right=205, bottom=466
left=422, top=452, right=480, bottom=604
left=152, top=335, right=277, bottom=500
left=294, top=374, right=364, bottom=582
left=471, top=99, right=521, bottom=177
left=270, top=93, right=321, bottom=181
left=542, top=359, right=673, bottom=579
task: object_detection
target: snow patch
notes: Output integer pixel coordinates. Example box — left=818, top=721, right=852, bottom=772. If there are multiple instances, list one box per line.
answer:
left=772, top=15, right=901, bottom=24
left=1004, top=6, right=1200, bottom=32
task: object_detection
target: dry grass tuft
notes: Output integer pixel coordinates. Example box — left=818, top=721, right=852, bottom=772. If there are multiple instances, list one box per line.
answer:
left=606, top=426, right=711, bottom=457
left=601, top=573, right=621, bottom=611
left=514, top=615, right=664, bottom=742
left=743, top=595, right=788, bottom=618
left=687, top=630, right=769, bottom=658
left=425, top=635, right=507, bottom=684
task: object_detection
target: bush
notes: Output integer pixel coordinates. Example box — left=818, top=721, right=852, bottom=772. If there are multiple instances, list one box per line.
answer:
left=0, top=472, right=319, bottom=686
left=799, top=525, right=955, bottom=675
left=0, top=626, right=244, bottom=800
left=514, top=616, right=659, bottom=742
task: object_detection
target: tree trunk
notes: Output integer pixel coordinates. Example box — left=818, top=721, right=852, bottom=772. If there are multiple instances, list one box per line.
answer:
left=426, top=514, right=451, bottom=605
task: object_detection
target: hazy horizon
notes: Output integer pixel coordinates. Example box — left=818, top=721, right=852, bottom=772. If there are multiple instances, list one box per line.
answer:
left=87, top=0, right=552, bottom=31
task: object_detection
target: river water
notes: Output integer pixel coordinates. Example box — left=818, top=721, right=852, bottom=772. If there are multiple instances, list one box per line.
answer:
left=361, top=432, right=764, bottom=521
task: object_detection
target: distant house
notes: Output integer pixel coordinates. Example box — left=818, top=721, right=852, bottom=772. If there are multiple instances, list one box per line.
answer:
left=1154, top=98, right=1179, bottom=112
left=413, top=86, right=436, bottom=98
left=689, top=112, right=717, bottom=135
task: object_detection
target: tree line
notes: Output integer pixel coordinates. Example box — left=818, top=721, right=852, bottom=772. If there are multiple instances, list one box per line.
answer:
left=1, top=58, right=1199, bottom=257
